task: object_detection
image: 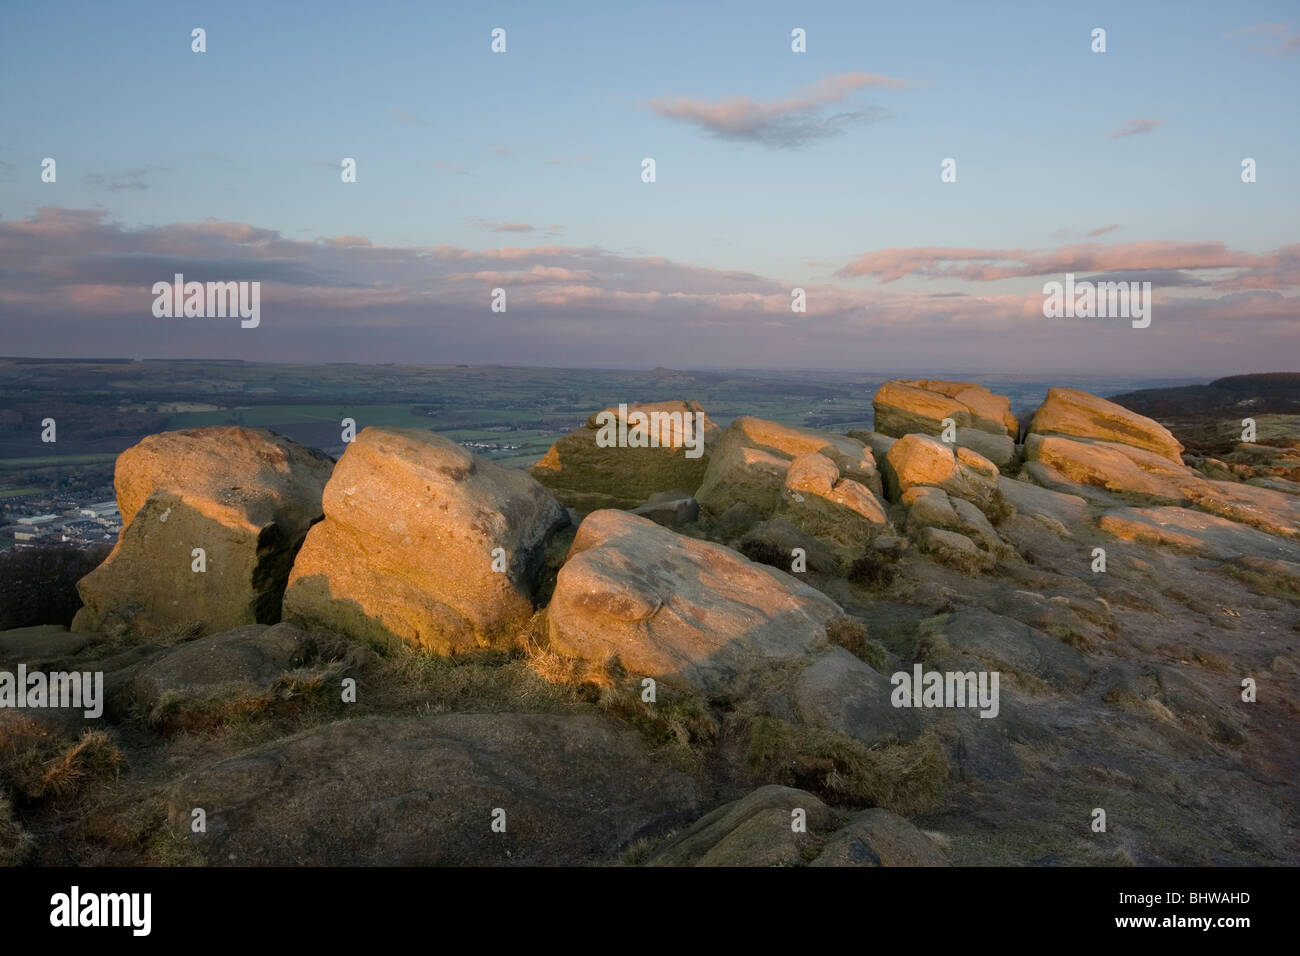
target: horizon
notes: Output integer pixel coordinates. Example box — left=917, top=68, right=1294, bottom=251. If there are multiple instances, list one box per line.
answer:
left=3, top=353, right=1279, bottom=385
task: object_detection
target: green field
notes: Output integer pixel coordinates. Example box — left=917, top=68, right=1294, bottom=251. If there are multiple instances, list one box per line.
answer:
left=0, top=485, right=41, bottom=498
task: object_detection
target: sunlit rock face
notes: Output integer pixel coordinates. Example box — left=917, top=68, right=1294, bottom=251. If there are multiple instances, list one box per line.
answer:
left=72, top=427, right=335, bottom=635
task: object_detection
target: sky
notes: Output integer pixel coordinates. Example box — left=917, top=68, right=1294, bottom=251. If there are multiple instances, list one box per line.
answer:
left=0, top=0, right=1297, bottom=375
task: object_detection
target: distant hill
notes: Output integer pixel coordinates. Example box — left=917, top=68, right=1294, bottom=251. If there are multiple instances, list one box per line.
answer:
left=1110, top=373, right=1300, bottom=418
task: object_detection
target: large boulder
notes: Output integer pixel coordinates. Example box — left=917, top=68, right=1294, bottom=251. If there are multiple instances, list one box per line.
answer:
left=529, top=400, right=718, bottom=511
left=881, top=433, right=999, bottom=506
left=776, top=452, right=889, bottom=552
left=696, top=417, right=883, bottom=520
left=167, top=713, right=698, bottom=865
left=544, top=510, right=841, bottom=692
left=875, top=380, right=1018, bottom=436
left=873, top=380, right=1019, bottom=466
left=283, top=427, right=568, bottom=654
left=793, top=646, right=923, bottom=747
left=72, top=427, right=334, bottom=635
left=695, top=443, right=790, bottom=518
left=1028, top=388, right=1184, bottom=464
left=1023, top=433, right=1202, bottom=503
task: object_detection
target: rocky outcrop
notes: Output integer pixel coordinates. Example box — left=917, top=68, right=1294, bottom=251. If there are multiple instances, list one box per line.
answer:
left=167, top=713, right=698, bottom=865
left=873, top=380, right=1019, bottom=466
left=776, top=452, right=888, bottom=552
left=881, top=433, right=999, bottom=507
left=696, top=417, right=883, bottom=519
left=283, top=427, right=568, bottom=654
left=529, top=400, right=718, bottom=511
left=1099, top=506, right=1300, bottom=562
left=695, top=443, right=790, bottom=518
left=72, top=427, right=334, bottom=635
left=1028, top=387, right=1184, bottom=463
left=544, top=510, right=840, bottom=692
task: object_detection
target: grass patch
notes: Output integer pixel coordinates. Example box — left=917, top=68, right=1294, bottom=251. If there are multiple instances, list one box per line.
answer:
left=0, top=719, right=125, bottom=804
left=0, top=790, right=34, bottom=865
left=824, top=615, right=889, bottom=672
left=1221, top=564, right=1300, bottom=602
left=744, top=717, right=948, bottom=815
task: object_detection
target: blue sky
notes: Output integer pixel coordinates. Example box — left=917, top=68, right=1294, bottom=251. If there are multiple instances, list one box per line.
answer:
left=1, top=0, right=1297, bottom=372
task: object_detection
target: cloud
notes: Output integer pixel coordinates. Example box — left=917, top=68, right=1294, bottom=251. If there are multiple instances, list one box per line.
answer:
left=647, top=72, right=905, bottom=147
left=1226, top=23, right=1300, bottom=56
left=434, top=161, right=471, bottom=176
left=1085, top=224, right=1119, bottom=238
left=490, top=145, right=511, bottom=156
left=83, top=167, right=168, bottom=191
left=471, top=220, right=564, bottom=234
left=835, top=241, right=1277, bottom=286
left=1109, top=118, right=1161, bottom=139
left=1, top=207, right=1294, bottom=375
left=392, top=108, right=427, bottom=125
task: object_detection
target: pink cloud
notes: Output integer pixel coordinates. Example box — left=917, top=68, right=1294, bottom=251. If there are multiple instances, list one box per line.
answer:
left=647, top=72, right=906, bottom=147
left=1110, top=118, right=1162, bottom=139
left=836, top=241, right=1275, bottom=284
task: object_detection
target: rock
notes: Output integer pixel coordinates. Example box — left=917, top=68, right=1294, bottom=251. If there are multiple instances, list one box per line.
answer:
left=0, top=625, right=94, bottom=667
left=1098, top=507, right=1300, bottom=562
left=1184, top=480, right=1300, bottom=539
left=544, top=510, right=841, bottom=693
left=283, top=427, right=568, bottom=654
left=918, top=609, right=1091, bottom=689
left=72, top=427, right=335, bottom=636
left=629, top=497, right=699, bottom=528
left=1246, top=476, right=1300, bottom=495
left=1021, top=461, right=1123, bottom=506
left=1023, top=432, right=1201, bottom=503
left=777, top=452, right=889, bottom=551
left=874, top=380, right=1018, bottom=438
left=904, top=486, right=960, bottom=528
left=529, top=401, right=718, bottom=511
left=128, top=622, right=315, bottom=730
left=700, top=417, right=883, bottom=508
left=915, top=527, right=995, bottom=572
left=167, top=713, right=698, bottom=865
left=997, top=476, right=1089, bottom=527
left=903, top=488, right=1004, bottom=554
left=809, top=808, right=950, bottom=867
left=793, top=647, right=923, bottom=746
left=847, top=429, right=897, bottom=462
left=1028, top=387, right=1184, bottom=464
left=881, top=434, right=998, bottom=506
left=739, top=519, right=842, bottom=575
left=954, top=428, right=1017, bottom=468
left=695, top=443, right=790, bottom=518
left=644, top=785, right=833, bottom=866
left=1231, top=555, right=1300, bottom=588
